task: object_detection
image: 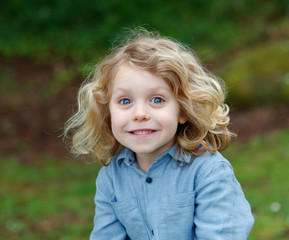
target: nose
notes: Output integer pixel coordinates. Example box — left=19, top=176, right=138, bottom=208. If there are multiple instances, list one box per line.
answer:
left=133, top=103, right=150, bottom=121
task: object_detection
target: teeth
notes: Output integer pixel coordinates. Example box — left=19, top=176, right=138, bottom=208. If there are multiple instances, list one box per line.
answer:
left=133, top=130, right=153, bottom=135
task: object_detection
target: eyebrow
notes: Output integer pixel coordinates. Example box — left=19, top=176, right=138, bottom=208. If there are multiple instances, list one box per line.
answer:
left=112, top=86, right=171, bottom=95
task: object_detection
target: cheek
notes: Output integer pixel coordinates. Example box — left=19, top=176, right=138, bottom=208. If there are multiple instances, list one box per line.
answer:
left=110, top=115, right=128, bottom=145
left=110, top=118, right=120, bottom=142
left=157, top=111, right=179, bottom=129
left=110, top=109, right=126, bottom=134
left=158, top=105, right=180, bottom=125
left=110, top=112, right=118, bottom=132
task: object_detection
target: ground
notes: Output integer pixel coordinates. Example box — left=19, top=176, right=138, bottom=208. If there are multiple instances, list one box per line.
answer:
left=230, top=106, right=289, bottom=141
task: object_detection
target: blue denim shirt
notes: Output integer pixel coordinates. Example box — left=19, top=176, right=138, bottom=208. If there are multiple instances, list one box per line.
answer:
left=90, top=144, right=254, bottom=240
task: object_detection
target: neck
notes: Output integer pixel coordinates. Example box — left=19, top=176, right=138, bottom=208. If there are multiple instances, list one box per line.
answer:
left=135, top=153, right=156, bottom=173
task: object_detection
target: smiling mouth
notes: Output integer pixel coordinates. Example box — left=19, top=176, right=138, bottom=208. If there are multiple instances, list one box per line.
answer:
left=130, top=130, right=156, bottom=135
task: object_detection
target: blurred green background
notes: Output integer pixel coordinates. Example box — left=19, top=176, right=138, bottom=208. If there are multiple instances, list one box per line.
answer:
left=0, top=0, right=289, bottom=239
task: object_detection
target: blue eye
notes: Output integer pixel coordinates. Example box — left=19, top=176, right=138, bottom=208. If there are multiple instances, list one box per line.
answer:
left=120, top=98, right=131, bottom=105
left=152, top=97, right=164, bottom=104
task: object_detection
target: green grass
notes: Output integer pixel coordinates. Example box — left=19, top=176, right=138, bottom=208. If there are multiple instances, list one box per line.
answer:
left=0, top=156, right=101, bottom=240
left=224, top=129, right=289, bottom=239
left=1, top=129, right=289, bottom=239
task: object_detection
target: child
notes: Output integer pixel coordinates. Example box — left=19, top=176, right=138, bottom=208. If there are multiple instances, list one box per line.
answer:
left=65, top=29, right=254, bottom=239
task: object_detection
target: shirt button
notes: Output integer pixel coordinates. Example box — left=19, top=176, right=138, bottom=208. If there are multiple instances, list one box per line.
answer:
left=146, top=177, right=153, bottom=183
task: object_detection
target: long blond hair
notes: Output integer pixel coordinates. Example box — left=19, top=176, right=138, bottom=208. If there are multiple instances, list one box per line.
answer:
left=64, top=29, right=233, bottom=166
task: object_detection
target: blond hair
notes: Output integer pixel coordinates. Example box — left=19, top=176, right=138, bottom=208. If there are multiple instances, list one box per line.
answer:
left=64, top=29, right=233, bottom=166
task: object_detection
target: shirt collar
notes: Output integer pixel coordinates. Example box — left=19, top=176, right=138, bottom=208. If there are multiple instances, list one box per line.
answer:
left=115, top=143, right=192, bottom=167
left=115, top=148, right=135, bottom=167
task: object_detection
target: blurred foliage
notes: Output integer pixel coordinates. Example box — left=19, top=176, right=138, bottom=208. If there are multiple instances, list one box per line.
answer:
left=0, top=0, right=288, bottom=63
left=1, top=0, right=289, bottom=109
left=218, top=41, right=289, bottom=108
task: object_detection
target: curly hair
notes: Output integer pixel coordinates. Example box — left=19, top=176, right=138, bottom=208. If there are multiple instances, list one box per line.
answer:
left=64, top=29, right=234, bottom=166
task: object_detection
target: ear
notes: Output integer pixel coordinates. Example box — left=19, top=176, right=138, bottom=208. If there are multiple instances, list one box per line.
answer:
left=178, top=115, right=187, bottom=124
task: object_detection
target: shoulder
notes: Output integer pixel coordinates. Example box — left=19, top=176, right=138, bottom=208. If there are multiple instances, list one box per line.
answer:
left=189, top=151, right=234, bottom=183
left=95, top=150, right=123, bottom=188
left=96, top=148, right=131, bottom=185
left=190, top=151, right=243, bottom=199
left=97, top=150, right=124, bottom=179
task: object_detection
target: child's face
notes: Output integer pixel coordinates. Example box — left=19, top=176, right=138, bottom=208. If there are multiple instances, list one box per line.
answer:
left=109, top=64, right=187, bottom=161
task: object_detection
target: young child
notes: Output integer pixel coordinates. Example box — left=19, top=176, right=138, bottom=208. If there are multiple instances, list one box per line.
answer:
left=65, top=29, right=254, bottom=239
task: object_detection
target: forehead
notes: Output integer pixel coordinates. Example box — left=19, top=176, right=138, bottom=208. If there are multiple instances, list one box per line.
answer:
left=112, top=64, right=170, bottom=90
